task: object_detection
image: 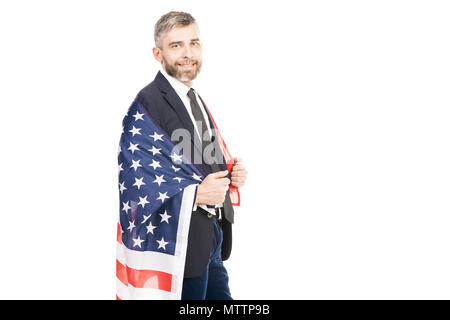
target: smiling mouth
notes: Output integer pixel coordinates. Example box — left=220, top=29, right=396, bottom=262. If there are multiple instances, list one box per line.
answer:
left=178, top=63, right=196, bottom=69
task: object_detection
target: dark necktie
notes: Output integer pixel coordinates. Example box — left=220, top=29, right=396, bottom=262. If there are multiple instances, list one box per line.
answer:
left=187, top=88, right=221, bottom=172
left=186, top=88, right=234, bottom=223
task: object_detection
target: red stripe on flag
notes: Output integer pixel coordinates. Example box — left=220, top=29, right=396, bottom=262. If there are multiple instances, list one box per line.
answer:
left=117, top=223, right=122, bottom=244
left=116, top=259, right=128, bottom=286
left=116, top=259, right=173, bottom=292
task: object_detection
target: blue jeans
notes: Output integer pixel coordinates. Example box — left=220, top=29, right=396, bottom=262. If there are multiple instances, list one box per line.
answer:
left=181, top=218, right=233, bottom=300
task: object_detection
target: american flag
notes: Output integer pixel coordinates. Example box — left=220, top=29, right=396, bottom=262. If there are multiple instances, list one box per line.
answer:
left=116, top=99, right=204, bottom=300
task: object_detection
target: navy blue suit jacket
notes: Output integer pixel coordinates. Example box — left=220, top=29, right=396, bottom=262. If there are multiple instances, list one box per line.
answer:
left=136, top=71, right=233, bottom=278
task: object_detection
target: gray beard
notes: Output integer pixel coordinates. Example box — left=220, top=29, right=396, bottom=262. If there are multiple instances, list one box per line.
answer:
left=163, top=58, right=202, bottom=83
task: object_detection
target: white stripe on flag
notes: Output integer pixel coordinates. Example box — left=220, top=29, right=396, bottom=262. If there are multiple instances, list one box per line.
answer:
left=171, top=183, right=196, bottom=298
left=116, top=242, right=178, bottom=274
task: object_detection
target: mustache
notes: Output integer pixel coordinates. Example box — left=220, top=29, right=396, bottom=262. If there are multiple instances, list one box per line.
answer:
left=177, top=60, right=198, bottom=65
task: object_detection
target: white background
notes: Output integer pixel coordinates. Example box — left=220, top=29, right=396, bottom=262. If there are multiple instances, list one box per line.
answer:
left=0, top=0, right=449, bottom=299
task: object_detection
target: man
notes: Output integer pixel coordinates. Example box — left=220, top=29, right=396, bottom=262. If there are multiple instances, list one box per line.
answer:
left=136, top=11, right=247, bottom=300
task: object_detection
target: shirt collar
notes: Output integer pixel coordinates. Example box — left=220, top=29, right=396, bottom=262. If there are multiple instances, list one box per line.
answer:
left=160, top=67, right=193, bottom=98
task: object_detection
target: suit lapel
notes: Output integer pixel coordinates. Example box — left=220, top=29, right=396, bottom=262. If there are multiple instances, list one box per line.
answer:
left=154, top=72, right=204, bottom=163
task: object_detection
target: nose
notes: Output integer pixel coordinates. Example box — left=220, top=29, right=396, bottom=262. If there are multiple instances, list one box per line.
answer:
left=182, top=43, right=194, bottom=58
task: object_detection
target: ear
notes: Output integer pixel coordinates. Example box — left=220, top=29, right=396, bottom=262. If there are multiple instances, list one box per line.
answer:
left=152, top=47, right=163, bottom=63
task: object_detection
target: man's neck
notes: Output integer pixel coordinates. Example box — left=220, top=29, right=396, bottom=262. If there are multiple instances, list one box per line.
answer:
left=160, top=67, right=192, bottom=88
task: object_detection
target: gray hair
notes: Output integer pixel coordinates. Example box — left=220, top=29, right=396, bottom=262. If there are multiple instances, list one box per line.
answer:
left=154, top=11, right=198, bottom=48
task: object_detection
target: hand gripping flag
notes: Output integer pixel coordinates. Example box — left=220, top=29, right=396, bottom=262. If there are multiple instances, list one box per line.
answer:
left=116, top=98, right=239, bottom=300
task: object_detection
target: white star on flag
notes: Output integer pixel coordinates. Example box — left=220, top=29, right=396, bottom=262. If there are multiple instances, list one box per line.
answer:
left=132, top=111, right=144, bottom=121
left=119, top=181, right=127, bottom=194
left=148, top=146, right=161, bottom=156
left=153, top=174, right=166, bottom=186
left=133, top=236, right=144, bottom=248
left=157, top=192, right=169, bottom=203
left=127, top=219, right=136, bottom=232
left=142, top=213, right=151, bottom=224
left=149, top=132, right=164, bottom=142
left=170, top=152, right=183, bottom=163
left=128, top=142, right=139, bottom=154
left=130, top=159, right=142, bottom=171
left=192, top=173, right=202, bottom=181
left=171, top=165, right=181, bottom=172
left=133, top=177, right=146, bottom=190
left=149, top=159, right=162, bottom=170
left=159, top=210, right=171, bottom=224
left=122, top=201, right=131, bottom=213
left=138, top=195, right=150, bottom=208
left=157, top=237, right=168, bottom=250
left=146, top=222, right=156, bottom=235
left=129, top=126, right=142, bottom=136
left=118, top=162, right=124, bottom=173
left=173, top=177, right=184, bottom=183
left=133, top=236, right=145, bottom=248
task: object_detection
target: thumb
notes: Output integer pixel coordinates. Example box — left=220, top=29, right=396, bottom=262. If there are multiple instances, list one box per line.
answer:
left=210, top=170, right=229, bottom=179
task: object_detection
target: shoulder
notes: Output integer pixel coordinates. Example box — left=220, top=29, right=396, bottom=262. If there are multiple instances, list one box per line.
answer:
left=137, top=80, right=160, bottom=110
left=136, top=75, right=167, bottom=124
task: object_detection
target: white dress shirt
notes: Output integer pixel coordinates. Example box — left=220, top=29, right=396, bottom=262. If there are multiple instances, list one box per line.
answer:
left=159, top=68, right=223, bottom=215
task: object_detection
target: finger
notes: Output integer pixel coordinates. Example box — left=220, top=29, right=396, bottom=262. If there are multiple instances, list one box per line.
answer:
left=233, top=157, right=244, bottom=163
left=231, top=181, right=242, bottom=187
left=232, top=169, right=247, bottom=177
left=210, top=170, right=229, bottom=178
left=236, top=178, right=246, bottom=186
left=231, top=171, right=240, bottom=177
left=231, top=176, right=243, bottom=184
left=218, top=177, right=231, bottom=185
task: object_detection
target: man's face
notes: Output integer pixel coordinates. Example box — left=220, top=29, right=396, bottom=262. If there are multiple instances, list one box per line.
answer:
left=153, top=24, right=202, bottom=86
